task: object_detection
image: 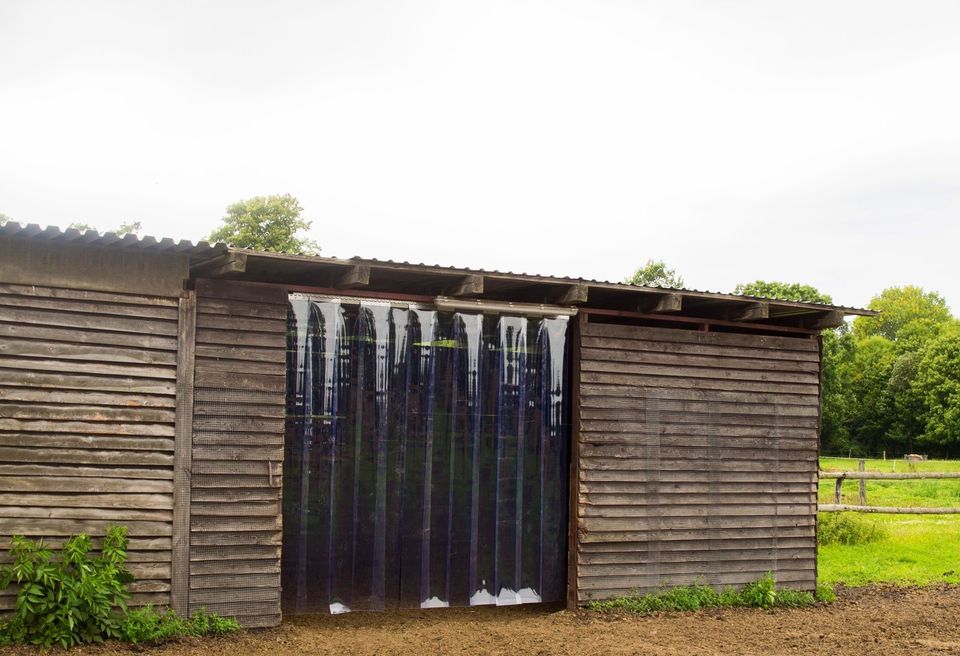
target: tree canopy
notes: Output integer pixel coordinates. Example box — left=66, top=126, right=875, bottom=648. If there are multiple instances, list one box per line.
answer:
left=733, top=281, right=832, bottom=304
left=0, top=213, right=10, bottom=226
left=68, top=221, right=142, bottom=236
left=625, top=259, right=684, bottom=288
left=206, top=194, right=318, bottom=254
left=853, top=286, right=951, bottom=341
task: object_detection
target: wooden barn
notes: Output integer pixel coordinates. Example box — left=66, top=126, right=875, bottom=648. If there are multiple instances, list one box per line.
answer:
left=0, top=223, right=873, bottom=627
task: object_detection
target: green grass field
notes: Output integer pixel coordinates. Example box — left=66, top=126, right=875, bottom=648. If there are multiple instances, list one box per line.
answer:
left=818, top=457, right=960, bottom=587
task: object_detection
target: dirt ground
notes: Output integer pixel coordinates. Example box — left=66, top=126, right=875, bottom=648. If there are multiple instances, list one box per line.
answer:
left=5, top=585, right=960, bottom=656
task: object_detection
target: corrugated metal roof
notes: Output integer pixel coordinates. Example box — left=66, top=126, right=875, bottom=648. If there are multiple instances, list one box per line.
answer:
left=0, top=221, right=873, bottom=315
left=0, top=221, right=226, bottom=256
left=237, top=249, right=876, bottom=316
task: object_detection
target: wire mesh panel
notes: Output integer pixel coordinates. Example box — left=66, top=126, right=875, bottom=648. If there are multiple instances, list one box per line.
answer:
left=282, top=297, right=570, bottom=613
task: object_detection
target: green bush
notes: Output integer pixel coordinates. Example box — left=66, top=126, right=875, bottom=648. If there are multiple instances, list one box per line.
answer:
left=0, top=526, right=132, bottom=647
left=0, top=528, right=241, bottom=648
left=588, top=573, right=829, bottom=614
left=818, top=512, right=887, bottom=546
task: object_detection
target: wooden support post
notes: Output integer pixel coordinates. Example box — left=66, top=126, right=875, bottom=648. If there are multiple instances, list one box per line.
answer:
left=171, top=290, right=197, bottom=616
left=335, top=264, right=371, bottom=289
left=450, top=274, right=484, bottom=296
left=731, top=301, right=769, bottom=321
left=834, top=476, right=843, bottom=504
left=559, top=283, right=589, bottom=305
left=858, top=459, right=867, bottom=506
left=639, top=292, right=682, bottom=313
left=809, top=310, right=846, bottom=329
left=566, top=312, right=584, bottom=611
left=190, top=252, right=247, bottom=277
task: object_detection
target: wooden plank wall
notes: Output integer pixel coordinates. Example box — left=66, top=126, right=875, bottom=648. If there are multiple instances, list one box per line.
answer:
left=188, top=279, right=287, bottom=628
left=575, top=320, right=820, bottom=603
left=0, top=282, right=182, bottom=611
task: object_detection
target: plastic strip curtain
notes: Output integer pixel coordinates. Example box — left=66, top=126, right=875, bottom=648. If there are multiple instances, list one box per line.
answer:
left=282, top=297, right=570, bottom=613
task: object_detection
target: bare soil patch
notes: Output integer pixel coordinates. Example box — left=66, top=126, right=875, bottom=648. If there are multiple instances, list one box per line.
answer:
left=5, top=585, right=960, bottom=656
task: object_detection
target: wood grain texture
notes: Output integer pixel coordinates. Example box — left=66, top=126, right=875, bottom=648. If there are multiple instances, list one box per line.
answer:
left=188, top=280, right=286, bottom=628
left=574, top=321, right=820, bottom=605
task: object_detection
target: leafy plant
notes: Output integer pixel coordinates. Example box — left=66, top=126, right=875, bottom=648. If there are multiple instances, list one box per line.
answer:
left=0, top=526, right=133, bottom=648
left=0, top=529, right=242, bottom=648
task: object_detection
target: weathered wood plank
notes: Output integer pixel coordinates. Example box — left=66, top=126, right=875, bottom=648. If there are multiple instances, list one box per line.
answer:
left=0, top=306, right=178, bottom=335
left=194, top=327, right=286, bottom=349
left=190, top=573, right=279, bottom=590
left=0, top=321, right=177, bottom=350
left=0, top=475, right=173, bottom=493
left=0, top=282, right=180, bottom=307
left=0, top=404, right=174, bottom=423
left=171, top=290, right=196, bottom=616
left=580, top=346, right=820, bottom=373
left=581, top=359, right=817, bottom=384
left=582, top=322, right=819, bottom=352
left=0, top=356, right=176, bottom=380
left=0, top=493, right=172, bottom=510
left=0, top=463, right=173, bottom=480
left=581, top=335, right=819, bottom=362
left=195, top=313, right=285, bottom=334
left=195, top=344, right=285, bottom=364
left=195, top=279, right=288, bottom=305
left=0, top=337, right=177, bottom=365
left=193, top=370, right=285, bottom=392
left=0, top=445, right=173, bottom=466
left=0, top=386, right=175, bottom=408
left=0, top=518, right=172, bottom=537
left=0, top=369, right=176, bottom=395
left=191, top=501, right=280, bottom=517
left=190, top=545, right=281, bottom=561
left=0, top=433, right=174, bottom=451
left=3, top=505, right=171, bottom=522
left=0, top=294, right=179, bottom=321
left=580, top=371, right=817, bottom=395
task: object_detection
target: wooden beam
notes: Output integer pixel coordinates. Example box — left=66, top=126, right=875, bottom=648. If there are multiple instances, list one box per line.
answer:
left=558, top=284, right=589, bottom=305
left=808, top=310, right=845, bottom=329
left=335, top=264, right=370, bottom=289
left=638, top=292, right=682, bottom=313
left=731, top=301, right=769, bottom=321
left=171, top=290, right=197, bottom=617
left=190, top=252, right=246, bottom=277
left=449, top=274, right=484, bottom=297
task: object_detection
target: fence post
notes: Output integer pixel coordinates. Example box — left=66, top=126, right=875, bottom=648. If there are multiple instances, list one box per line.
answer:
left=834, top=476, right=843, bottom=504
left=858, top=459, right=867, bottom=505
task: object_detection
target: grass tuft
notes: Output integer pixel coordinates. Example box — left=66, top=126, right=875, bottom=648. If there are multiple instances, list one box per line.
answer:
left=587, top=573, right=828, bottom=615
left=119, top=606, right=241, bottom=644
left=818, top=512, right=887, bottom=546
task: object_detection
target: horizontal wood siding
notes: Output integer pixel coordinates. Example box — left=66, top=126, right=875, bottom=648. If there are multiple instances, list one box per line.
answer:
left=0, top=282, right=181, bottom=611
left=189, top=280, right=287, bottom=628
left=575, top=322, right=820, bottom=603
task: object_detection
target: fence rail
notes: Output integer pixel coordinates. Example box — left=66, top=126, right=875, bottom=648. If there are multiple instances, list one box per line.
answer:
left=819, top=461, right=960, bottom=514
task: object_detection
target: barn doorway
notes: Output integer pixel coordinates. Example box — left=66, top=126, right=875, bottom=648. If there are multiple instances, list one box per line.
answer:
left=281, top=295, right=570, bottom=613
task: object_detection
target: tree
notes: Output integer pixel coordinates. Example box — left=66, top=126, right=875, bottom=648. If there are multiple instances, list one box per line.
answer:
left=625, top=259, right=683, bottom=288
left=0, top=213, right=10, bottom=226
left=68, top=221, right=142, bottom=236
left=733, top=281, right=832, bottom=304
left=913, top=322, right=960, bottom=455
left=853, top=286, right=951, bottom=341
left=207, top=194, right=318, bottom=254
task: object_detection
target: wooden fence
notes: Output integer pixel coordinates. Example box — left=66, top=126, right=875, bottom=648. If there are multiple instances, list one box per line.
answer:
left=819, top=462, right=960, bottom=514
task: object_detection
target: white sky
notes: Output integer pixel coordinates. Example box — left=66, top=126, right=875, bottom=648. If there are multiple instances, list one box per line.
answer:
left=1, top=1, right=958, bottom=310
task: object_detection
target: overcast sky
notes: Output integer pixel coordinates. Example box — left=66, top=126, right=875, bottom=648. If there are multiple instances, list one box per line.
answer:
left=1, top=1, right=958, bottom=310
